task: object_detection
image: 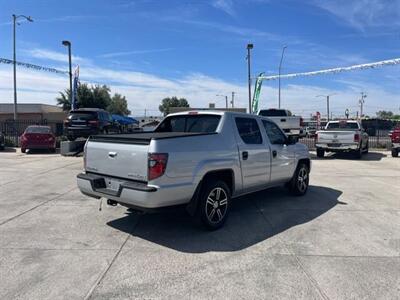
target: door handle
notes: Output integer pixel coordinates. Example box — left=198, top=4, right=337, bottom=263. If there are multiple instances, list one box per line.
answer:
left=272, top=150, right=277, bottom=158
left=242, top=151, right=248, bottom=160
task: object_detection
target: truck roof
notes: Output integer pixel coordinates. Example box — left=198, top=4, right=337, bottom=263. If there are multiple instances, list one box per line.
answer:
left=167, top=110, right=249, bottom=117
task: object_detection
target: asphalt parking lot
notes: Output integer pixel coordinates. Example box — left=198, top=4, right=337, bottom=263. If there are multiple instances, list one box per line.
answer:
left=0, top=149, right=399, bottom=299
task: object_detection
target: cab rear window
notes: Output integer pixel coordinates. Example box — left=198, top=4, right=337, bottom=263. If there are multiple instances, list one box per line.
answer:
left=155, top=115, right=221, bottom=133
left=326, top=122, right=359, bottom=130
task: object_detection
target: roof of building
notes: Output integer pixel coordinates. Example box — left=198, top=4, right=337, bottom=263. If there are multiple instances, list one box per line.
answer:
left=0, top=103, right=64, bottom=114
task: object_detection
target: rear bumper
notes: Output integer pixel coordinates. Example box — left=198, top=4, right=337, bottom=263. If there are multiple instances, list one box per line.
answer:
left=77, top=172, right=194, bottom=209
left=392, top=142, right=400, bottom=149
left=65, top=127, right=98, bottom=137
left=316, top=143, right=359, bottom=151
left=21, top=142, right=55, bottom=149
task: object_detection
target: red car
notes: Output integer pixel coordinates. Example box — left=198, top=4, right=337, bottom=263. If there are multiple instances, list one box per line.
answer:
left=20, top=126, right=56, bottom=153
left=389, top=127, right=400, bottom=157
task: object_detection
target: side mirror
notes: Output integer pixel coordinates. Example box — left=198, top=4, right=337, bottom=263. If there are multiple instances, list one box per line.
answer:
left=286, top=135, right=298, bottom=145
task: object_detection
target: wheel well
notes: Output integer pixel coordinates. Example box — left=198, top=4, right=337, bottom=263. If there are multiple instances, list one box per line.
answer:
left=202, top=169, right=234, bottom=193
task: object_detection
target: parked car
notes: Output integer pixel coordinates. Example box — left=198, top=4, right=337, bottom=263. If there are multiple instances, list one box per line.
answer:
left=315, top=120, right=369, bottom=158
left=389, top=127, right=400, bottom=157
left=258, top=109, right=304, bottom=136
left=20, top=125, right=56, bottom=153
left=304, top=126, right=317, bottom=138
left=64, top=108, right=119, bottom=141
left=77, top=111, right=311, bottom=230
left=0, top=132, right=5, bottom=150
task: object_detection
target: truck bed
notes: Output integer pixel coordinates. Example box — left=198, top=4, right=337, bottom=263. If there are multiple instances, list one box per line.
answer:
left=90, top=132, right=216, bottom=144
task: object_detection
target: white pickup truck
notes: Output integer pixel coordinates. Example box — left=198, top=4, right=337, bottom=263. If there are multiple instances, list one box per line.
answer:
left=315, top=120, right=369, bottom=159
left=77, top=111, right=311, bottom=230
left=258, top=109, right=304, bottom=136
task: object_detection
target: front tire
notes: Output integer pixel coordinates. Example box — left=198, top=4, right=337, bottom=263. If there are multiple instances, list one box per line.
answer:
left=354, top=146, right=362, bottom=159
left=364, top=141, right=369, bottom=154
left=288, top=163, right=310, bottom=196
left=21, top=148, right=26, bottom=153
left=392, top=148, right=399, bottom=157
left=195, top=180, right=231, bottom=230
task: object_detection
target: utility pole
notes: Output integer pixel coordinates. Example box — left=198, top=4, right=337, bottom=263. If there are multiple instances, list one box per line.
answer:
left=231, top=92, right=235, bottom=108
left=246, top=43, right=253, bottom=114
left=278, top=45, right=287, bottom=109
left=359, top=92, right=367, bottom=120
left=216, top=94, right=228, bottom=109
left=12, top=14, right=33, bottom=122
left=316, top=94, right=336, bottom=122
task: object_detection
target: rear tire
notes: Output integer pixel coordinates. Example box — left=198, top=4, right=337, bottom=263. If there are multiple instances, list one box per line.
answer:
left=354, top=146, right=362, bottom=159
left=392, top=149, right=399, bottom=157
left=195, top=180, right=231, bottom=230
left=316, top=148, right=325, bottom=158
left=21, top=148, right=26, bottom=153
left=288, top=162, right=310, bottom=196
left=364, top=142, right=369, bottom=154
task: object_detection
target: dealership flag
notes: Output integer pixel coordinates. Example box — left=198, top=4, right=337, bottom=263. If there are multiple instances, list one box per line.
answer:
left=252, top=72, right=264, bottom=114
left=72, top=66, right=80, bottom=110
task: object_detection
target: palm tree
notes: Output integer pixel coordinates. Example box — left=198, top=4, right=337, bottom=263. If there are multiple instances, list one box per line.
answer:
left=56, top=89, right=71, bottom=111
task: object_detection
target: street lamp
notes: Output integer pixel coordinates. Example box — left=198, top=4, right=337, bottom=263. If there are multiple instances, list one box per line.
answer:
left=278, top=45, right=287, bottom=109
left=316, top=93, right=336, bottom=121
left=359, top=92, right=367, bottom=119
left=62, top=40, right=73, bottom=107
left=246, top=43, right=253, bottom=114
left=216, top=94, right=228, bottom=109
left=12, top=14, right=33, bottom=122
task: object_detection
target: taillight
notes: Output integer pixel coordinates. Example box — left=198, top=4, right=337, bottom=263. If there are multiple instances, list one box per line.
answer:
left=354, top=133, right=360, bottom=142
left=83, top=140, right=88, bottom=170
left=148, top=153, right=168, bottom=181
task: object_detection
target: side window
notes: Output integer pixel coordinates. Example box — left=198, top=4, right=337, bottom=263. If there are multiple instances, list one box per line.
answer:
left=262, top=120, right=286, bottom=144
left=98, top=112, right=104, bottom=120
left=235, top=117, right=263, bottom=144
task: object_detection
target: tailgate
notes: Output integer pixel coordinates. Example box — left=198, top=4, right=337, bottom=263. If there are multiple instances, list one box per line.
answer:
left=269, top=116, right=299, bottom=130
left=86, top=140, right=149, bottom=181
left=318, top=131, right=356, bottom=144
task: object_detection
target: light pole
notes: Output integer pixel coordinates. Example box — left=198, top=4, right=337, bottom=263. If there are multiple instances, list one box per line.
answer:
left=278, top=45, right=287, bottom=109
left=316, top=93, right=336, bottom=121
left=231, top=92, right=235, bottom=108
left=12, top=14, right=33, bottom=122
left=246, top=43, right=253, bottom=114
left=62, top=40, right=73, bottom=107
left=359, top=92, right=367, bottom=120
left=216, top=94, right=228, bottom=109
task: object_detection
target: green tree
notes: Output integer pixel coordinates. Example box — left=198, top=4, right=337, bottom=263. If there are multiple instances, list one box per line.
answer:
left=107, top=93, right=131, bottom=116
left=376, top=110, right=394, bottom=119
left=159, top=96, right=189, bottom=115
left=56, top=84, right=112, bottom=111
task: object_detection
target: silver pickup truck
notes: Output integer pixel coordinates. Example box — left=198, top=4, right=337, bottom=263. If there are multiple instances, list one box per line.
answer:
left=77, top=111, right=311, bottom=229
left=315, top=120, right=369, bottom=159
left=258, top=109, right=304, bottom=136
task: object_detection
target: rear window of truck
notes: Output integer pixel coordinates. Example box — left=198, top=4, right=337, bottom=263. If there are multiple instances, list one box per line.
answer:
left=155, top=115, right=221, bottom=133
left=326, top=121, right=359, bottom=130
left=258, top=109, right=291, bottom=117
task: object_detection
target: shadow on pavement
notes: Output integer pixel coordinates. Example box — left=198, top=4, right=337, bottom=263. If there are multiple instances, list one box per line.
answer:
left=25, top=149, right=60, bottom=155
left=311, top=151, right=386, bottom=161
left=0, top=147, right=17, bottom=153
left=107, top=185, right=343, bottom=253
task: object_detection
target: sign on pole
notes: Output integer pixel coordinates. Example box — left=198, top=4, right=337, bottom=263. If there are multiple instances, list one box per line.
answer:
left=72, top=66, right=80, bottom=110
left=252, top=72, right=265, bottom=114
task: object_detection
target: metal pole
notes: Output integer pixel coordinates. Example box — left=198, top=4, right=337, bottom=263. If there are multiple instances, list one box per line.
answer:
left=231, top=92, right=235, bottom=108
left=247, top=47, right=252, bottom=114
left=13, top=15, right=17, bottom=122
left=225, top=96, right=228, bottom=109
left=327, top=95, right=330, bottom=122
left=278, top=46, right=287, bottom=109
left=67, top=44, right=72, bottom=105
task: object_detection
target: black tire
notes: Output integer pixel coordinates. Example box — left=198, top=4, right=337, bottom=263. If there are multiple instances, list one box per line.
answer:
left=364, top=142, right=369, bottom=154
left=50, top=148, right=56, bottom=153
left=288, top=162, right=310, bottom=196
left=354, top=146, right=362, bottom=159
left=316, top=148, right=325, bottom=158
left=195, top=180, right=231, bottom=230
left=67, top=135, right=76, bottom=141
left=21, top=148, right=26, bottom=153
left=392, top=149, right=399, bottom=157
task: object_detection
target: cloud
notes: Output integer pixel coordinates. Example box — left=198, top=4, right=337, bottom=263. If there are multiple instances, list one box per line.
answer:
left=212, top=0, right=236, bottom=16
left=24, top=48, right=90, bottom=65
left=312, top=0, right=400, bottom=30
left=98, top=48, right=175, bottom=58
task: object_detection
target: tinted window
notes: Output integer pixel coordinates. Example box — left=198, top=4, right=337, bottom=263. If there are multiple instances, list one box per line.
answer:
left=235, top=118, right=263, bottom=144
left=155, top=115, right=221, bottom=133
left=259, top=109, right=289, bottom=117
left=262, top=120, right=286, bottom=144
left=68, top=112, right=97, bottom=120
left=326, top=121, right=359, bottom=130
left=25, top=126, right=51, bottom=134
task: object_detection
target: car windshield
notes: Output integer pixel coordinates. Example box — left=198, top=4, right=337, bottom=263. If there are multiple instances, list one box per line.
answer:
left=68, top=112, right=97, bottom=120
left=25, top=127, right=51, bottom=134
left=326, top=121, right=359, bottom=130
left=259, top=110, right=290, bottom=117
left=155, top=114, right=221, bottom=133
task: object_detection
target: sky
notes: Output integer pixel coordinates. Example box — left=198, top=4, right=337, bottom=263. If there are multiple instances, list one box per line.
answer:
left=0, top=0, right=399, bottom=117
